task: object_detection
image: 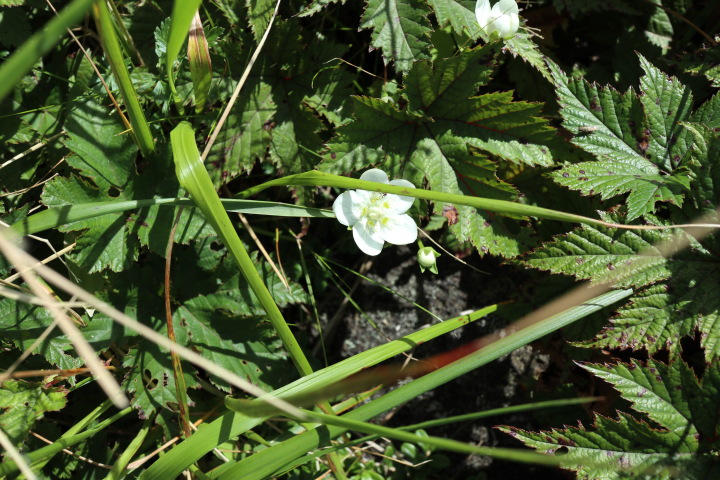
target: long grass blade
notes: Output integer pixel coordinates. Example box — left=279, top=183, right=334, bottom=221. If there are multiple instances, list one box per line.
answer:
left=165, top=0, right=203, bottom=110
left=214, top=289, right=632, bottom=480
left=10, top=198, right=333, bottom=236
left=0, top=0, right=95, bottom=103
left=92, top=0, right=154, bottom=156
left=170, top=122, right=314, bottom=376
left=139, top=304, right=500, bottom=480
left=239, top=171, right=720, bottom=231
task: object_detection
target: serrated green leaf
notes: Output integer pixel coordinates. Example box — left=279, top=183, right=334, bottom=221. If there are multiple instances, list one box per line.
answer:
left=42, top=101, right=213, bottom=271
left=584, top=267, right=720, bottom=360
left=503, top=358, right=720, bottom=479
left=505, top=30, right=552, bottom=81
left=0, top=380, right=67, bottom=445
left=521, top=220, right=672, bottom=286
left=428, top=0, right=481, bottom=39
left=580, top=359, right=720, bottom=446
left=637, top=55, right=693, bottom=172
left=246, top=0, right=275, bottom=41
left=123, top=338, right=199, bottom=419
left=645, top=5, right=673, bottom=53
left=176, top=302, right=288, bottom=392
left=551, top=162, right=690, bottom=220
left=360, top=0, right=433, bottom=73
left=522, top=217, right=720, bottom=359
left=321, top=46, right=554, bottom=256
left=548, top=59, right=651, bottom=164
left=549, top=57, right=697, bottom=220
left=207, top=78, right=275, bottom=181
left=503, top=413, right=720, bottom=480
left=0, top=299, right=86, bottom=371
left=681, top=123, right=720, bottom=219
left=205, top=20, right=353, bottom=180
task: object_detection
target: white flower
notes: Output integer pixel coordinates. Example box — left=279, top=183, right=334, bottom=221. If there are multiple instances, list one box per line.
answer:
left=333, top=169, right=418, bottom=256
left=475, top=0, right=520, bottom=40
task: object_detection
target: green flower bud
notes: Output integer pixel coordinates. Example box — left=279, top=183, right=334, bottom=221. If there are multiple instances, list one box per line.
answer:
left=417, top=246, right=441, bottom=274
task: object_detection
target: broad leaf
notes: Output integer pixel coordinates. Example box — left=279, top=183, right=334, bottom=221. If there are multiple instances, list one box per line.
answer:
left=0, top=380, right=67, bottom=445
left=501, top=357, right=720, bottom=479
left=206, top=20, right=354, bottom=182
left=428, top=0, right=481, bottom=39
left=322, top=45, right=554, bottom=257
left=41, top=100, right=214, bottom=272
left=359, top=0, right=433, bottom=73
left=246, top=0, right=275, bottom=41
left=549, top=56, right=697, bottom=220
left=0, top=300, right=85, bottom=371
left=522, top=215, right=720, bottom=359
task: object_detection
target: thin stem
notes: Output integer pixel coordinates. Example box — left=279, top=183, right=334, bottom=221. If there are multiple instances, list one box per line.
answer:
left=201, top=0, right=282, bottom=160
left=164, top=207, right=192, bottom=438
left=238, top=171, right=720, bottom=231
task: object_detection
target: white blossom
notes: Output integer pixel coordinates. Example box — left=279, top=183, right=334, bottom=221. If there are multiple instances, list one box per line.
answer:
left=333, top=169, right=418, bottom=256
left=475, top=0, right=520, bottom=40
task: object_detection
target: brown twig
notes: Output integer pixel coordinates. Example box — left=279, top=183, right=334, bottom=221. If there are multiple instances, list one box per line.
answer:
left=164, top=207, right=192, bottom=438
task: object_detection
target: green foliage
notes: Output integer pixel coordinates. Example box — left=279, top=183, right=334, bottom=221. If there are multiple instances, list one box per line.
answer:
left=2, top=0, right=720, bottom=479
left=360, top=0, right=433, bottom=73
left=502, top=357, right=720, bottom=479
left=322, top=44, right=554, bottom=256
left=549, top=56, right=706, bottom=221
left=522, top=214, right=720, bottom=359
left=0, top=379, right=67, bottom=445
left=41, top=100, right=212, bottom=272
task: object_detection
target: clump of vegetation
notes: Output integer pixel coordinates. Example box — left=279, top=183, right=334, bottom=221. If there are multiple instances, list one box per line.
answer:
left=0, top=0, right=718, bottom=478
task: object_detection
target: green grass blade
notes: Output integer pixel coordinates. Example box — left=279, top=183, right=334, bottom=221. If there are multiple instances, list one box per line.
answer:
left=10, top=198, right=333, bottom=236
left=138, top=304, right=499, bottom=480
left=166, top=0, right=203, bottom=109
left=0, top=0, right=95, bottom=103
left=211, top=289, right=632, bottom=480
left=0, top=406, right=133, bottom=477
left=28, top=399, right=113, bottom=472
left=401, top=397, right=601, bottom=430
left=104, top=415, right=154, bottom=480
left=238, top=171, right=613, bottom=228
left=92, top=0, right=154, bottom=156
left=298, top=409, right=562, bottom=466
left=170, top=122, right=313, bottom=376
left=281, top=397, right=601, bottom=472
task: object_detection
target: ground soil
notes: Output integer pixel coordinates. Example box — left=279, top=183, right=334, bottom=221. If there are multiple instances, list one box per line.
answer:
left=318, top=246, right=571, bottom=479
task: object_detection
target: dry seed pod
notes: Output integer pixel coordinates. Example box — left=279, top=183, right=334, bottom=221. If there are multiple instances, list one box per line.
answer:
left=187, top=11, right=212, bottom=113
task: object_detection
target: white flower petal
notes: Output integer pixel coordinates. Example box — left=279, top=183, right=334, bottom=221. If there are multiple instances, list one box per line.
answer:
left=386, top=179, right=415, bottom=214
left=352, top=223, right=384, bottom=256
left=389, top=179, right=414, bottom=189
left=333, top=191, right=358, bottom=226
left=360, top=168, right=389, bottom=184
left=497, top=0, right=518, bottom=15
left=493, top=15, right=513, bottom=39
left=379, top=214, right=418, bottom=245
left=475, top=0, right=492, bottom=26
left=506, top=14, right=519, bottom=37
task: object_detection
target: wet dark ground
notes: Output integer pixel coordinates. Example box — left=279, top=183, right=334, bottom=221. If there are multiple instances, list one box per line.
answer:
left=315, top=246, right=572, bottom=479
